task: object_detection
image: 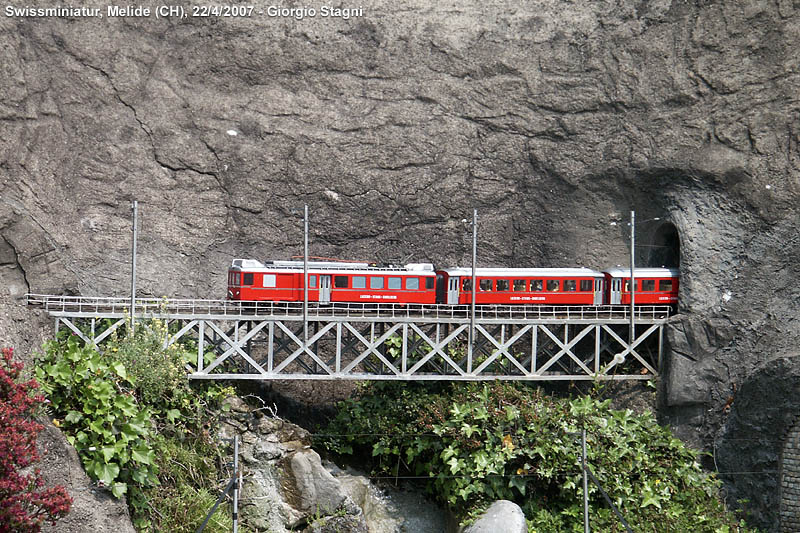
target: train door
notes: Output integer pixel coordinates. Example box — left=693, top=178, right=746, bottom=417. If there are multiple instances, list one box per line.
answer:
left=448, top=277, right=460, bottom=304
left=594, top=278, right=604, bottom=305
left=320, top=275, right=332, bottom=303
left=610, top=278, right=622, bottom=304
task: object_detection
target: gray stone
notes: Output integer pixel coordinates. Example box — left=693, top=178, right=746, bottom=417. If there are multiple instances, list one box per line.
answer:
left=284, top=449, right=347, bottom=516
left=37, top=422, right=136, bottom=533
left=463, top=500, right=526, bottom=533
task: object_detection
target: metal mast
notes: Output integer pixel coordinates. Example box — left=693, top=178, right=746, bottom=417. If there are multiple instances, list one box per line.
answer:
left=469, top=209, right=477, bottom=373
left=629, top=210, right=635, bottom=357
left=130, top=200, right=138, bottom=335
left=303, top=204, right=309, bottom=349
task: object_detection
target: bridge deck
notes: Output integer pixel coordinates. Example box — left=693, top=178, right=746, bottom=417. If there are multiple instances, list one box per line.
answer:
left=27, top=294, right=669, bottom=382
left=26, top=294, right=670, bottom=322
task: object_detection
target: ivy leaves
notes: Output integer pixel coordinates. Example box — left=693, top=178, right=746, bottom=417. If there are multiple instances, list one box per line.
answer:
left=321, top=382, right=755, bottom=532
left=36, top=336, right=158, bottom=505
left=36, top=320, right=238, bottom=532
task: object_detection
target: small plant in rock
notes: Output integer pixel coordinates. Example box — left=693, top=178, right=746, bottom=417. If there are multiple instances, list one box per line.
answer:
left=0, top=347, right=72, bottom=532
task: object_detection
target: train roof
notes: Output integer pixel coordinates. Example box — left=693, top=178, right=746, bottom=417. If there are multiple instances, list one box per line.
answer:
left=229, top=259, right=435, bottom=275
left=440, top=267, right=605, bottom=277
left=603, top=267, right=680, bottom=278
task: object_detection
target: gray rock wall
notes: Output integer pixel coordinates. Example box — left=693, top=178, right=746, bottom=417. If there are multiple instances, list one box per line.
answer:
left=37, top=422, right=136, bottom=533
left=2, top=0, right=799, bottom=528
left=716, top=356, right=800, bottom=532
left=780, top=419, right=800, bottom=533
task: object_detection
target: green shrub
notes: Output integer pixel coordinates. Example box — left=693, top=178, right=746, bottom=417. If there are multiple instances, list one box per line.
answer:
left=35, top=336, right=157, bottom=502
left=320, top=382, right=756, bottom=532
left=142, top=436, right=233, bottom=533
left=36, top=324, right=241, bottom=532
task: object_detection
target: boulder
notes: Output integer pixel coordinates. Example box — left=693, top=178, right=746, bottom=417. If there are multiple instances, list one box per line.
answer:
left=37, top=422, right=136, bottom=533
left=462, top=500, right=527, bottom=533
left=219, top=400, right=367, bottom=532
left=283, top=449, right=347, bottom=516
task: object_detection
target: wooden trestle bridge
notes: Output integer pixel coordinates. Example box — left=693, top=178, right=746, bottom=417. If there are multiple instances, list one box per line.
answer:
left=26, top=294, right=670, bottom=381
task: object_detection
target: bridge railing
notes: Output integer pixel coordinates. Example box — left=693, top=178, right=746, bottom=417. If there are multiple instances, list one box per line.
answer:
left=25, top=294, right=671, bottom=321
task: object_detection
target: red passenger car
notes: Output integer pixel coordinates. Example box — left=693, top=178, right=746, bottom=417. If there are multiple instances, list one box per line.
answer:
left=227, top=259, right=437, bottom=304
left=435, top=268, right=606, bottom=306
left=602, top=268, right=679, bottom=306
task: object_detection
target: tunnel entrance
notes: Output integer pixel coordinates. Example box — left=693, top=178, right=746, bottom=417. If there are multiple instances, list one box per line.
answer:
left=646, top=222, right=680, bottom=268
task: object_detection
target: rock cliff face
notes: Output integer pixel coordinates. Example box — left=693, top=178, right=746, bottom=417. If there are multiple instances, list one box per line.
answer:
left=1, top=1, right=799, bottom=530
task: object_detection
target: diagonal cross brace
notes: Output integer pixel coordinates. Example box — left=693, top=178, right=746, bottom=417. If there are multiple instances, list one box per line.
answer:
left=58, top=318, right=95, bottom=349
left=93, top=318, right=127, bottom=346
left=271, top=321, right=336, bottom=375
left=600, top=324, right=659, bottom=375
left=472, top=325, right=532, bottom=375
left=536, top=324, right=595, bottom=375
left=166, top=320, right=198, bottom=349
left=407, top=323, right=468, bottom=376
left=340, top=323, right=403, bottom=375
left=201, top=321, right=269, bottom=376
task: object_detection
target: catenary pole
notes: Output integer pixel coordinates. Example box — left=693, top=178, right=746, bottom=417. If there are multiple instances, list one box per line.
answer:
left=130, top=200, right=138, bottom=335
left=629, top=210, right=635, bottom=359
left=303, top=204, right=309, bottom=349
left=232, top=435, right=239, bottom=533
left=582, top=428, right=589, bottom=533
left=469, top=209, right=477, bottom=373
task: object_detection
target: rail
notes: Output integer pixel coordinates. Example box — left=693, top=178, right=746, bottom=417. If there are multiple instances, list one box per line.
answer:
left=25, top=294, right=671, bottom=321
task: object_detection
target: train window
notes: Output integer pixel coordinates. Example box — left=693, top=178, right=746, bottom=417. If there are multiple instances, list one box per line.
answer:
left=243, top=273, right=254, bottom=285
left=546, top=280, right=560, bottom=292
left=496, top=280, right=510, bottom=291
left=531, top=280, right=543, bottom=291
left=642, top=279, right=656, bottom=291
left=513, top=279, right=527, bottom=291
left=580, top=280, right=592, bottom=292
left=263, top=274, right=276, bottom=288
left=370, top=277, right=384, bottom=289
left=352, top=276, right=367, bottom=289
left=309, top=275, right=317, bottom=288
left=623, top=280, right=630, bottom=292
left=659, top=279, right=673, bottom=291
left=479, top=279, right=493, bottom=291
left=388, top=277, right=402, bottom=290
left=462, top=279, right=472, bottom=291
left=334, top=276, right=348, bottom=288
left=234, top=273, right=241, bottom=286
left=564, top=280, right=577, bottom=292
left=595, top=280, right=601, bottom=291
left=426, top=277, right=435, bottom=290
left=406, top=277, right=420, bottom=290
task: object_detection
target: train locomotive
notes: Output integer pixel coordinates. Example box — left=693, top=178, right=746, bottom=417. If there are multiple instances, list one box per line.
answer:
left=227, top=259, right=679, bottom=308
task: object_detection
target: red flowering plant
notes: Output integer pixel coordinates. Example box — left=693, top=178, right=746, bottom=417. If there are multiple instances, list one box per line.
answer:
left=0, top=347, right=72, bottom=532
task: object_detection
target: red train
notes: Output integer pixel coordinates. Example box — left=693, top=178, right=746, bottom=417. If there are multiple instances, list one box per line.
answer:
left=227, top=259, right=679, bottom=307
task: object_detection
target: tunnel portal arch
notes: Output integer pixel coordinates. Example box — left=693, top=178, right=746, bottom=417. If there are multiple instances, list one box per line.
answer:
left=646, top=222, right=680, bottom=268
